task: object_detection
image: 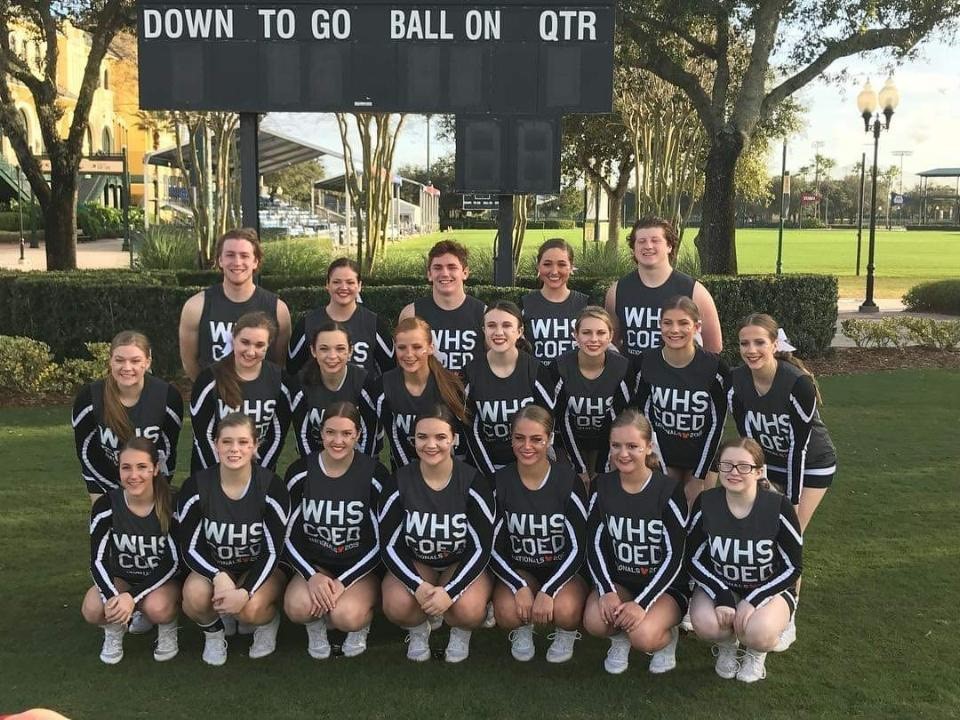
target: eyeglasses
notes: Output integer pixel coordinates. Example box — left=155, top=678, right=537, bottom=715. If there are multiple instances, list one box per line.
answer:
left=717, top=461, right=761, bottom=474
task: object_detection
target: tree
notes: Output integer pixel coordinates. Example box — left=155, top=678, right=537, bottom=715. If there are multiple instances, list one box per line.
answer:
left=620, top=0, right=960, bottom=273
left=263, top=160, right=324, bottom=204
left=0, top=1, right=133, bottom=270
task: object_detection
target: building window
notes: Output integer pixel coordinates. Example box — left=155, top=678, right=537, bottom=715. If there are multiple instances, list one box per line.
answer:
left=101, top=128, right=112, bottom=154
left=102, top=68, right=109, bottom=90
left=84, top=127, right=93, bottom=155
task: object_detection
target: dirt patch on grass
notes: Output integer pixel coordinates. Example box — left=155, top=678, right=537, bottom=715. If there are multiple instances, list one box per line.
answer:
left=807, top=347, right=960, bottom=376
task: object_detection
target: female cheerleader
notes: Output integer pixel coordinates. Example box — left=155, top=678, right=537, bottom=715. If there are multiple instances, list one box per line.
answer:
left=73, top=330, right=183, bottom=501
left=634, top=296, right=729, bottom=507
left=370, top=316, right=468, bottom=469
left=489, top=406, right=588, bottom=663
left=82, top=438, right=180, bottom=664
left=287, top=257, right=395, bottom=377
left=190, top=311, right=293, bottom=472
left=729, top=313, right=837, bottom=530
left=604, top=216, right=722, bottom=355
left=552, top=307, right=633, bottom=486
left=463, top=301, right=555, bottom=481
left=687, top=437, right=803, bottom=683
left=583, top=410, right=689, bottom=675
left=380, top=406, right=495, bottom=664
left=178, top=413, right=290, bottom=665
left=521, top=239, right=589, bottom=365
left=289, top=320, right=380, bottom=457
left=283, top=402, right=391, bottom=659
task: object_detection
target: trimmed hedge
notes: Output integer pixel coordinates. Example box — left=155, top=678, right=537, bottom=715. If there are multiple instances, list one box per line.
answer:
left=903, top=279, right=960, bottom=316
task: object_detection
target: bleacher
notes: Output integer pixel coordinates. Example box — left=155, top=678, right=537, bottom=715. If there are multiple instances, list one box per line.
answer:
left=259, top=196, right=329, bottom=236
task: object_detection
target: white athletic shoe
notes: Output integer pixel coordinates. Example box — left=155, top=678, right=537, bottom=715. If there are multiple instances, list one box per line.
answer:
left=99, top=623, right=126, bottom=665
left=546, top=628, right=580, bottom=664
left=220, top=614, right=237, bottom=637
left=712, top=638, right=740, bottom=679
left=237, top=621, right=256, bottom=636
left=342, top=623, right=371, bottom=658
left=648, top=627, right=679, bottom=674
left=773, top=617, right=796, bottom=652
left=736, top=648, right=767, bottom=683
left=428, top=614, right=444, bottom=631
left=306, top=617, right=331, bottom=660
left=249, top=613, right=281, bottom=659
left=509, top=624, right=535, bottom=662
left=603, top=632, right=631, bottom=674
left=202, top=629, right=228, bottom=667
left=129, top=610, right=154, bottom=635
left=679, top=610, right=693, bottom=633
left=444, top=627, right=472, bottom=663
left=405, top=621, right=432, bottom=662
left=482, top=602, right=497, bottom=629
left=153, top=622, right=179, bottom=662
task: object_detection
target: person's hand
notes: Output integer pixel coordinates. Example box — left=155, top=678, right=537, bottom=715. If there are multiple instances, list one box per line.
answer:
left=514, top=586, right=535, bottom=625
left=308, top=574, right=339, bottom=615
left=415, top=582, right=436, bottom=609
left=715, top=605, right=735, bottom=631
left=599, top=592, right=622, bottom=626
left=104, top=593, right=135, bottom=625
left=213, top=571, right=236, bottom=594
left=421, top=587, right=454, bottom=617
left=532, top=591, right=555, bottom=626
left=214, top=588, right=249, bottom=616
left=613, top=602, right=645, bottom=632
left=734, top=600, right=756, bottom=638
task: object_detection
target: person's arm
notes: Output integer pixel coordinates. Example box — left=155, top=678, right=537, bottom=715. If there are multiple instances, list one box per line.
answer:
left=258, top=374, right=293, bottom=469
left=397, top=302, right=415, bottom=322
left=443, top=475, right=495, bottom=601
left=286, top=313, right=309, bottom=376
left=239, top=473, right=290, bottom=595
left=72, top=385, right=117, bottom=492
left=282, top=461, right=318, bottom=580
left=692, top=282, right=722, bottom=353
left=555, top=376, right=587, bottom=475
left=539, top=480, right=589, bottom=598
left=533, top=361, right=557, bottom=411
left=488, top=516, right=528, bottom=595
left=743, top=495, right=803, bottom=608
left=374, top=314, right=397, bottom=375
left=178, top=291, right=205, bottom=382
left=357, top=374, right=382, bottom=456
left=785, top=375, right=819, bottom=506
left=189, top=372, right=220, bottom=470
left=176, top=475, right=220, bottom=580
left=686, top=496, right=736, bottom=608
left=287, top=377, right=313, bottom=458
left=603, top=281, right=621, bottom=351
left=90, top=495, right=120, bottom=599
left=693, top=357, right=730, bottom=480
left=462, top=380, right=497, bottom=478
left=585, top=488, right=616, bottom=595
left=272, top=299, right=293, bottom=367
left=159, top=384, right=185, bottom=478
left=335, top=465, right=391, bottom=588
left=633, top=480, right=688, bottom=610
left=378, top=474, right=425, bottom=594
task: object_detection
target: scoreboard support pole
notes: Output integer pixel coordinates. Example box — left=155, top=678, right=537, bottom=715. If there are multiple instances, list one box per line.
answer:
left=239, top=113, right=260, bottom=238
left=494, top=193, right=515, bottom=286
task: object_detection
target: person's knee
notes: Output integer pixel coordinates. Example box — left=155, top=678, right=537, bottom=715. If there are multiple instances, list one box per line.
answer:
left=283, top=588, right=312, bottom=623
left=629, top=622, right=664, bottom=653
left=141, top=592, right=178, bottom=624
left=382, top=587, right=417, bottom=624
left=743, top=624, right=780, bottom=652
left=582, top=607, right=609, bottom=638
left=81, top=594, right=104, bottom=625
left=238, top=593, right=276, bottom=625
left=446, top=597, right=486, bottom=628
left=330, top=602, right=373, bottom=631
left=552, top=595, right=585, bottom=630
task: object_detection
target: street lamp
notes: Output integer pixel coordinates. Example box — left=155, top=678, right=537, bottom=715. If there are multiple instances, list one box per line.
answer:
left=856, top=77, right=899, bottom=313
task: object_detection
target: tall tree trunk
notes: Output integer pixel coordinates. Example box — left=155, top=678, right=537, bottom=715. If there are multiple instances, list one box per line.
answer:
left=45, top=172, right=78, bottom=270
left=696, top=129, right=743, bottom=274
left=606, top=189, right=625, bottom=252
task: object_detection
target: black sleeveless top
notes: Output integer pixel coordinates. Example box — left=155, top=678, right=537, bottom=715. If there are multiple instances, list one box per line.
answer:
left=520, top=290, right=589, bottom=365
left=197, top=284, right=279, bottom=368
left=614, top=270, right=695, bottom=356
left=412, top=294, right=486, bottom=371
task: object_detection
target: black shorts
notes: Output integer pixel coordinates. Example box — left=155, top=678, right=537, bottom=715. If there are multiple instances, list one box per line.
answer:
left=510, top=563, right=582, bottom=591
left=279, top=558, right=384, bottom=583
left=767, top=464, right=836, bottom=491
left=615, top=574, right=690, bottom=616
left=728, top=587, right=798, bottom=620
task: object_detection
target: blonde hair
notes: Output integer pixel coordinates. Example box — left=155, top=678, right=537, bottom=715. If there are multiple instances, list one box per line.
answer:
left=394, top=316, right=467, bottom=423
left=103, top=331, right=152, bottom=445
left=575, top=305, right=616, bottom=335
left=610, top=409, right=660, bottom=470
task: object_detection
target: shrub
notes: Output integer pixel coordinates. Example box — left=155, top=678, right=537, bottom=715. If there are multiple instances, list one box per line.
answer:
left=137, top=225, right=196, bottom=270
left=0, top=208, right=43, bottom=231
left=903, top=280, right=960, bottom=316
left=840, top=317, right=960, bottom=350
left=260, top=238, right=331, bottom=277
left=0, top=335, right=59, bottom=393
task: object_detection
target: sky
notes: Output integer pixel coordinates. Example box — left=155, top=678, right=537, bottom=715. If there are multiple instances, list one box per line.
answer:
left=262, top=36, right=960, bottom=192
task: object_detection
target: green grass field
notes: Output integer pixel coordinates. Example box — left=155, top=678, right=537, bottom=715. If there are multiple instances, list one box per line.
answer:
left=2, top=369, right=959, bottom=719
left=386, top=227, right=960, bottom=299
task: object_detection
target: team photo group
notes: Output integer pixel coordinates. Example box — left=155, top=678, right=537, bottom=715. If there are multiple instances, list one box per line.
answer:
left=74, top=217, right=836, bottom=685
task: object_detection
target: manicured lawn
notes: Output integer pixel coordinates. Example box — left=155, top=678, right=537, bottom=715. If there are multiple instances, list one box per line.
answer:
left=388, top=227, right=960, bottom=299
left=2, top=369, right=958, bottom=719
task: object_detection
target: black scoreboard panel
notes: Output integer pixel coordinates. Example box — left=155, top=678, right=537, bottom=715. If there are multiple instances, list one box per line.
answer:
left=455, top=116, right=560, bottom=194
left=138, top=1, right=615, bottom=114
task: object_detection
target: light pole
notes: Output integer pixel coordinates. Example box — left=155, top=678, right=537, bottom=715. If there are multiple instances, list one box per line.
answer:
left=856, top=77, right=899, bottom=314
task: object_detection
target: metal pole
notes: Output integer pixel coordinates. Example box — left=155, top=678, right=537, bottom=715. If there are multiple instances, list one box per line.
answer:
left=856, top=151, right=865, bottom=276
left=593, top=181, right=600, bottom=247
left=494, top=194, right=514, bottom=285
left=860, top=121, right=881, bottom=313
left=29, top=181, right=37, bottom=248
left=776, top=140, right=786, bottom=274
left=426, top=115, right=432, bottom=182
left=239, top=113, right=260, bottom=236
left=123, top=147, right=133, bottom=268
left=581, top=182, right=588, bottom=256
left=17, top=165, right=24, bottom=261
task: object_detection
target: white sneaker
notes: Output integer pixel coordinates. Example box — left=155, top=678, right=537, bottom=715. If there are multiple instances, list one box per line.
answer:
left=736, top=648, right=767, bottom=683
left=249, top=613, right=281, bottom=659
left=444, top=627, right=472, bottom=663
left=342, top=623, right=371, bottom=658
left=405, top=620, right=432, bottom=662
left=482, top=601, right=496, bottom=629
left=153, top=621, right=179, bottom=662
left=648, top=627, right=679, bottom=674
left=428, top=614, right=444, bottom=631
left=220, top=614, right=237, bottom=637
left=603, top=632, right=631, bottom=674
left=773, top=617, right=796, bottom=652
left=546, top=628, right=580, bottom=664
left=129, top=610, right=154, bottom=635
left=238, top=621, right=256, bottom=636
left=509, top=624, right=535, bottom=662
left=679, top=610, right=693, bottom=633
left=306, top=617, right=331, bottom=659
left=712, top=638, right=739, bottom=679
left=202, top=629, right=228, bottom=666
left=99, top=623, right=125, bottom=665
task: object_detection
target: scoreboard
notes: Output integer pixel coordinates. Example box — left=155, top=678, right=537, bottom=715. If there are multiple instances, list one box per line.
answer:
left=137, top=0, right=615, bottom=114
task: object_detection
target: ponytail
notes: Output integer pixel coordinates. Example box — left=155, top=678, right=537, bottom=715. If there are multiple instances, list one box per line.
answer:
left=427, top=354, right=468, bottom=423
left=103, top=331, right=152, bottom=444
left=739, top=313, right=823, bottom=406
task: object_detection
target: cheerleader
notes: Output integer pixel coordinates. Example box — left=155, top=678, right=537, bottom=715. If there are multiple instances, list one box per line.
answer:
left=552, top=307, right=633, bottom=486
left=687, top=437, right=803, bottom=683
left=634, top=296, right=729, bottom=507
left=72, top=331, right=183, bottom=502
left=81, top=438, right=180, bottom=664
left=190, top=311, right=293, bottom=472
left=178, top=413, right=290, bottom=665
left=489, top=406, right=588, bottom=663
left=370, top=316, right=468, bottom=469
left=583, top=410, right=689, bottom=675
left=463, top=301, right=555, bottom=481
left=380, top=406, right=495, bottom=663
left=521, top=239, right=589, bottom=365
left=283, top=402, right=391, bottom=659
left=288, top=319, right=380, bottom=457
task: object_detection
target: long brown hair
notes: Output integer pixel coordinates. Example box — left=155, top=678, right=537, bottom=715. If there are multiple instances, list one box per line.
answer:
left=609, top=409, right=661, bottom=470
left=303, top=320, right=351, bottom=388
left=102, top=331, right=152, bottom=445
left=119, top=437, right=173, bottom=533
left=716, top=436, right=772, bottom=491
left=323, top=400, right=362, bottom=434
left=213, top=311, right=278, bottom=409
left=739, top=313, right=822, bottom=405
left=485, top=300, right=532, bottom=354
left=394, top=316, right=467, bottom=423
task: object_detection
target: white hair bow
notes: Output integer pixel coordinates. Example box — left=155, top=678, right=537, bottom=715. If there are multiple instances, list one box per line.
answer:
left=776, top=328, right=797, bottom=353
